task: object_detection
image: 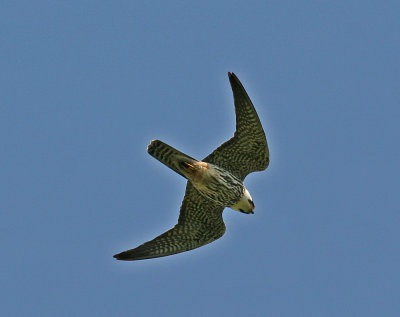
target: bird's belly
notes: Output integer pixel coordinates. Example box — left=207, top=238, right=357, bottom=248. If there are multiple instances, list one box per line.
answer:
left=189, top=164, right=244, bottom=207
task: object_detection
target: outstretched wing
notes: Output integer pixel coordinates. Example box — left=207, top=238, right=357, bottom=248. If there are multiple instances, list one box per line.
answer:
left=204, top=72, right=269, bottom=180
left=113, top=183, right=225, bottom=261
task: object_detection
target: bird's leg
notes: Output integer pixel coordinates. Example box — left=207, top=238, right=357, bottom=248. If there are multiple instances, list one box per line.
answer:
left=179, top=160, right=208, bottom=182
left=181, top=161, right=196, bottom=171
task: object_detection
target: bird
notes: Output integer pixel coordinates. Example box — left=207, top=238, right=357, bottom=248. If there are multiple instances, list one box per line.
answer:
left=113, top=72, right=269, bottom=261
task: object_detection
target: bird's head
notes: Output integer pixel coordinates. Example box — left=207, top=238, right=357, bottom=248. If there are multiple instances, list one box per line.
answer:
left=230, top=187, right=255, bottom=214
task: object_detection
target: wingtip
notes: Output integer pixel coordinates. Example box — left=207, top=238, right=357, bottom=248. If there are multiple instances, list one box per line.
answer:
left=113, top=251, right=131, bottom=261
left=228, top=72, right=241, bottom=86
left=113, top=248, right=154, bottom=261
left=113, top=253, right=123, bottom=260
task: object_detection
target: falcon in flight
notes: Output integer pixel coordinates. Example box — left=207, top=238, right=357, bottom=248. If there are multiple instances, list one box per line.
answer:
left=114, top=72, right=269, bottom=261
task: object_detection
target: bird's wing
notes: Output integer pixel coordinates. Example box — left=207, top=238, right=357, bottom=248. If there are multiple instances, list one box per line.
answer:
left=204, top=72, right=269, bottom=180
left=113, top=183, right=225, bottom=261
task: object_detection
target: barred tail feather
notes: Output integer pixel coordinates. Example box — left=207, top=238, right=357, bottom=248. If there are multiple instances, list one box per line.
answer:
left=147, top=140, right=198, bottom=179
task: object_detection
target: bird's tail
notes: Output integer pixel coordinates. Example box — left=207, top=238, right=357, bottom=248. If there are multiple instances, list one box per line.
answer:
left=147, top=140, right=199, bottom=179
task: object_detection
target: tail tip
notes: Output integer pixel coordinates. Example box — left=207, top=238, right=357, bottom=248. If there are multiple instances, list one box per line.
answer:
left=147, top=139, right=161, bottom=154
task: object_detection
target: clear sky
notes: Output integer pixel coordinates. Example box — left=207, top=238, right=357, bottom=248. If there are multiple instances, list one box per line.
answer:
left=2, top=1, right=399, bottom=316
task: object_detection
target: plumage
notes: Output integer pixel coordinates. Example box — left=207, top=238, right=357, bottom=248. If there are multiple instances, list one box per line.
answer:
left=113, top=72, right=269, bottom=261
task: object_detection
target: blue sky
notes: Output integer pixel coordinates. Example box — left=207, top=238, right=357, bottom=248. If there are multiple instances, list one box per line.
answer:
left=2, top=1, right=399, bottom=316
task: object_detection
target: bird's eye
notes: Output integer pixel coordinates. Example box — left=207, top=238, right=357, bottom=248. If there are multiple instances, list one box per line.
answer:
left=248, top=199, right=254, bottom=207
